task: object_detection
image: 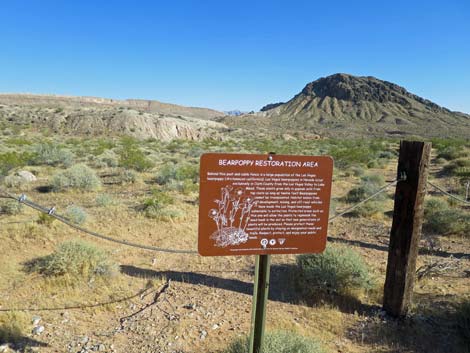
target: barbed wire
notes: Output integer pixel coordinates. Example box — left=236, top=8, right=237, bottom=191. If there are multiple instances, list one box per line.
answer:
left=427, top=181, right=470, bottom=205
left=0, top=188, right=198, bottom=254
left=329, top=178, right=400, bottom=222
left=1, top=177, right=400, bottom=254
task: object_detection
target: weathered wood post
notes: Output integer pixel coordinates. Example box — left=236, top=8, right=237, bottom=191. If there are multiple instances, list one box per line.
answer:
left=249, top=254, right=271, bottom=353
left=383, top=140, right=431, bottom=317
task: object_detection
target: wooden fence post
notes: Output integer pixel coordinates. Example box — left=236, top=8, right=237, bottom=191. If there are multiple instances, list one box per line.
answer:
left=383, top=140, right=431, bottom=317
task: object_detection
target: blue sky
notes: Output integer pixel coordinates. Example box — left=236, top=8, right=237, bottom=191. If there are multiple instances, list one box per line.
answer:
left=0, top=0, right=469, bottom=112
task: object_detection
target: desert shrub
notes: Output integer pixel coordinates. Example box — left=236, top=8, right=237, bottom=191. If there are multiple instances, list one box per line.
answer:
left=2, top=175, right=27, bottom=189
left=64, top=206, right=87, bottom=225
left=97, top=150, right=119, bottom=168
left=142, top=190, right=182, bottom=220
left=455, top=300, right=470, bottom=351
left=163, top=178, right=199, bottom=194
left=443, top=158, right=470, bottom=178
left=89, top=138, right=116, bottom=156
left=37, top=213, right=56, bottom=227
left=0, top=200, right=23, bottom=215
left=296, top=245, right=374, bottom=294
left=0, top=152, right=34, bottom=176
left=5, top=137, right=32, bottom=146
left=348, top=201, right=385, bottom=217
left=51, top=164, right=101, bottom=191
left=118, top=169, right=137, bottom=184
left=328, top=140, right=389, bottom=169
left=0, top=312, right=28, bottom=344
left=26, top=240, right=117, bottom=278
left=118, top=137, right=153, bottom=171
left=345, top=174, right=386, bottom=203
left=95, top=193, right=115, bottom=207
left=156, top=162, right=199, bottom=184
left=350, top=166, right=365, bottom=177
left=31, top=143, right=74, bottom=167
left=221, top=330, right=325, bottom=353
left=424, top=198, right=470, bottom=236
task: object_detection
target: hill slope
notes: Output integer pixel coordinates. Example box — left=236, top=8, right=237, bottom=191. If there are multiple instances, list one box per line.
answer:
left=224, top=74, right=470, bottom=138
left=0, top=94, right=226, bottom=141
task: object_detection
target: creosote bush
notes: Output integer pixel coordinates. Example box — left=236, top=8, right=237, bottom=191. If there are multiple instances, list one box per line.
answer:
left=156, top=162, right=199, bottom=194
left=51, top=163, right=101, bottom=191
left=424, top=197, right=470, bottom=236
left=0, top=152, right=34, bottom=176
left=221, top=330, right=325, bottom=353
left=142, top=190, right=182, bottom=220
left=26, top=240, right=117, bottom=279
left=118, top=137, right=154, bottom=171
left=296, top=245, right=374, bottom=294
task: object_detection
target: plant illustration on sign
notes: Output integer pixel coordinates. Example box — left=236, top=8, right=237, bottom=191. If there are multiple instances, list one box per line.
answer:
left=209, top=186, right=258, bottom=247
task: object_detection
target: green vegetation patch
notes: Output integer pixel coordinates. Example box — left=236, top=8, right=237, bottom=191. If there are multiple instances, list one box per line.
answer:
left=0, top=152, right=35, bottom=176
left=51, top=163, right=101, bottom=191
left=118, top=136, right=154, bottom=171
left=142, top=189, right=182, bottom=220
left=25, top=240, right=117, bottom=279
left=221, top=330, right=325, bottom=353
left=31, top=142, right=74, bottom=167
left=424, top=197, right=470, bottom=236
left=296, top=245, right=374, bottom=295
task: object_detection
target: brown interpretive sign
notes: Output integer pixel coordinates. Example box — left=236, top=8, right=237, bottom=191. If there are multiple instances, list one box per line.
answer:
left=198, top=153, right=333, bottom=256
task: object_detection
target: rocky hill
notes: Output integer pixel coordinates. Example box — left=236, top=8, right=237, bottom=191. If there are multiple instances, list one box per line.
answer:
left=223, top=74, right=470, bottom=138
left=0, top=94, right=227, bottom=141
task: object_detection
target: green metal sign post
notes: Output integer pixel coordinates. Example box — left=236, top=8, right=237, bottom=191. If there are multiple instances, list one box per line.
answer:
left=249, top=254, right=271, bottom=353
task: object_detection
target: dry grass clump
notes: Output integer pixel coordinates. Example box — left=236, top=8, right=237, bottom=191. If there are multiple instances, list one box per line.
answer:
left=25, top=240, right=118, bottom=279
left=221, top=330, right=325, bottom=353
left=0, top=312, right=29, bottom=345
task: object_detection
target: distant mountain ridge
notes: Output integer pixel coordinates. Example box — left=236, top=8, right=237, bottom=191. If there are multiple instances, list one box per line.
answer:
left=224, top=73, right=470, bottom=138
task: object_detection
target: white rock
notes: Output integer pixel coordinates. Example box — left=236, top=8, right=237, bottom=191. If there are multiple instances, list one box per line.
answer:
left=0, top=344, right=9, bottom=353
left=32, top=325, right=45, bottom=335
left=32, top=316, right=41, bottom=326
left=16, top=170, right=37, bottom=182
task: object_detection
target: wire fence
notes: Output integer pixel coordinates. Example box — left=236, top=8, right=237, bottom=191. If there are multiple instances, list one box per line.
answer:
left=427, top=180, right=470, bottom=205
left=0, top=174, right=468, bottom=313
left=1, top=176, right=467, bottom=256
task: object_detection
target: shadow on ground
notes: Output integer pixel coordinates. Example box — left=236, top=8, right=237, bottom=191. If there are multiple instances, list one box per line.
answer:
left=120, top=264, right=379, bottom=316
left=346, top=293, right=470, bottom=353
left=0, top=330, right=48, bottom=353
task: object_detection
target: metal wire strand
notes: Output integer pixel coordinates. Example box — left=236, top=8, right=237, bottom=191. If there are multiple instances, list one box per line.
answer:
left=1, top=177, right=401, bottom=253
left=427, top=181, right=470, bottom=205
left=329, top=178, right=399, bottom=222
left=0, top=188, right=198, bottom=254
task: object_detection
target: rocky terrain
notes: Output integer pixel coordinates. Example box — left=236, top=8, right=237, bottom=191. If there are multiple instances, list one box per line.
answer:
left=0, top=95, right=227, bottom=141
left=223, top=74, right=470, bottom=138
